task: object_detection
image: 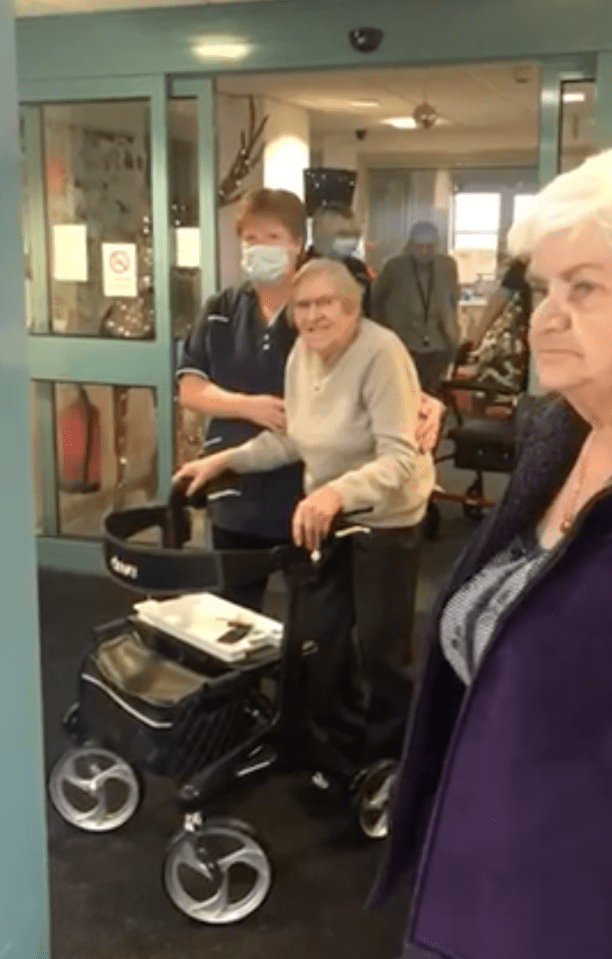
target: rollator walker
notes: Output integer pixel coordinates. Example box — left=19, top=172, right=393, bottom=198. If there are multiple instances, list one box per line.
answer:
left=48, top=481, right=405, bottom=925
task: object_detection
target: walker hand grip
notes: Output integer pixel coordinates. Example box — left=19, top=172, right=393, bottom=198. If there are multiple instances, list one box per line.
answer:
left=163, top=481, right=192, bottom=549
left=309, top=509, right=373, bottom=563
left=169, top=471, right=241, bottom=509
left=164, top=471, right=243, bottom=547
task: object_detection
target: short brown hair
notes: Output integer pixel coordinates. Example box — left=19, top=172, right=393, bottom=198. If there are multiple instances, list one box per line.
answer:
left=236, top=188, right=306, bottom=245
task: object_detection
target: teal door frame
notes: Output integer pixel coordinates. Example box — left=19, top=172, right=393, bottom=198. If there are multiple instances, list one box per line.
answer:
left=21, top=74, right=174, bottom=574
left=22, top=55, right=600, bottom=572
left=538, top=55, right=597, bottom=186
left=528, top=55, right=596, bottom=393
left=0, top=4, right=49, bottom=958
left=596, top=52, right=612, bottom=148
left=171, top=75, right=218, bottom=305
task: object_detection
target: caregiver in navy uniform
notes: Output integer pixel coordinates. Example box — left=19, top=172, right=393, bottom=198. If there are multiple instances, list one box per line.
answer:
left=177, top=188, right=306, bottom=611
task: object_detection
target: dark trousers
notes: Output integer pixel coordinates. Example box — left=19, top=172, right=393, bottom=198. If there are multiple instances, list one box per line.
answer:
left=412, top=350, right=453, bottom=396
left=294, top=525, right=422, bottom=755
left=211, top=525, right=288, bottom=612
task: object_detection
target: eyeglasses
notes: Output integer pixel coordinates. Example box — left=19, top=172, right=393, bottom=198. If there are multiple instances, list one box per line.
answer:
left=293, top=294, right=340, bottom=313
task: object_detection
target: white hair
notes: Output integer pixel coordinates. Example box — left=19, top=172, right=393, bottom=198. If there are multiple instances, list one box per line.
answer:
left=292, top=257, right=362, bottom=309
left=508, top=149, right=612, bottom=257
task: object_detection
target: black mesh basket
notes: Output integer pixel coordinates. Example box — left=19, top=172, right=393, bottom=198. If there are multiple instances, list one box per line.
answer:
left=78, top=622, right=273, bottom=781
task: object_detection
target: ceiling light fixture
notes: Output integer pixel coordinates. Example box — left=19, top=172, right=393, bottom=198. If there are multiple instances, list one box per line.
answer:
left=384, top=116, right=418, bottom=129
left=349, top=100, right=381, bottom=108
left=562, top=90, right=587, bottom=104
left=412, top=101, right=439, bottom=129
left=384, top=115, right=449, bottom=130
left=192, top=36, right=252, bottom=61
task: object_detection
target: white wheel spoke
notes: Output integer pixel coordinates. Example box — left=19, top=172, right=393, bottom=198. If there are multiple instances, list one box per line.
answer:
left=364, top=776, right=393, bottom=811
left=178, top=839, right=218, bottom=881
left=165, top=824, right=272, bottom=924
left=49, top=747, right=140, bottom=833
left=70, top=792, right=107, bottom=827
left=193, top=872, right=230, bottom=922
left=218, top=842, right=267, bottom=873
left=358, top=764, right=397, bottom=840
left=62, top=753, right=97, bottom=794
left=91, top=761, right=134, bottom=791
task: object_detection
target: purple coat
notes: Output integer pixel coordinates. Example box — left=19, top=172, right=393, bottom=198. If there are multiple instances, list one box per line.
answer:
left=373, top=395, right=612, bottom=959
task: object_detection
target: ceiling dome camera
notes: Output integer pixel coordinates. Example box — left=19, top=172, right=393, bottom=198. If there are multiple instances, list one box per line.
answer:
left=349, top=27, right=384, bottom=53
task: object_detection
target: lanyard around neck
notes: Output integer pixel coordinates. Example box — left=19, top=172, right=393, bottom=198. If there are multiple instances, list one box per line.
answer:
left=410, top=256, right=434, bottom=322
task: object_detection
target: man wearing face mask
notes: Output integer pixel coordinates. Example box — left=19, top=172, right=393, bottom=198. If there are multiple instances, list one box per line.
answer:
left=177, top=188, right=306, bottom=611
left=306, top=202, right=372, bottom=316
left=372, top=221, right=461, bottom=395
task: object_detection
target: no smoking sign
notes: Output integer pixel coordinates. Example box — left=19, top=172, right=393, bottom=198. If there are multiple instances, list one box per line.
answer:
left=109, top=250, right=130, bottom=275
left=102, top=243, right=137, bottom=298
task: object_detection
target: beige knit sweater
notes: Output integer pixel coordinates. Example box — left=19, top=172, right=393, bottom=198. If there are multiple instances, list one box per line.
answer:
left=226, top=318, right=435, bottom=528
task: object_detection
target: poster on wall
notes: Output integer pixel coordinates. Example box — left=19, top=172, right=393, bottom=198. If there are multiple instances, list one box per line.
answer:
left=102, top=242, right=138, bottom=298
left=175, top=227, right=201, bottom=269
left=53, top=224, right=88, bottom=282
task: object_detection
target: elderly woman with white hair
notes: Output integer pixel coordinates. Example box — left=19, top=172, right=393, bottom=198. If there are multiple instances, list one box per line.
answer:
left=373, top=149, right=612, bottom=959
left=175, top=257, right=435, bottom=757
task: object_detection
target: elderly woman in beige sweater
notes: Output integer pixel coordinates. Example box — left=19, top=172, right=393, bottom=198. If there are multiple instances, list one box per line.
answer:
left=175, top=258, right=435, bottom=755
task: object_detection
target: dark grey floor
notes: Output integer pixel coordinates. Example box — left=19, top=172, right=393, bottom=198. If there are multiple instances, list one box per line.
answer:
left=40, top=503, right=470, bottom=959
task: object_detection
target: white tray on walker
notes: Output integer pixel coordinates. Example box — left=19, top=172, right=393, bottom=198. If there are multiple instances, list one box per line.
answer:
left=133, top=592, right=283, bottom=664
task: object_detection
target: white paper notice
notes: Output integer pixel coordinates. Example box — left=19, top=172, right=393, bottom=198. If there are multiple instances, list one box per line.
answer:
left=175, top=227, right=201, bottom=269
left=53, top=224, right=88, bottom=282
left=102, top=243, right=138, bottom=298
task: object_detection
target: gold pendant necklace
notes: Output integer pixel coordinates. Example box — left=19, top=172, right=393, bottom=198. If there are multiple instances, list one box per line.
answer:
left=559, top=440, right=591, bottom=534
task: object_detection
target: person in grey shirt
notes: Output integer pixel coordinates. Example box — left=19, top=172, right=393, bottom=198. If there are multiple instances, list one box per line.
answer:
left=372, top=221, right=461, bottom=395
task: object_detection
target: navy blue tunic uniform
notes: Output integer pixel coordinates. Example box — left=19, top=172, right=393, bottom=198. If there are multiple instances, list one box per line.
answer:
left=178, top=284, right=303, bottom=543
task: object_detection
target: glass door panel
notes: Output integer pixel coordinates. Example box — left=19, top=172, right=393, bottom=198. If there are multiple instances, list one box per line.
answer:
left=560, top=79, right=597, bottom=172
left=168, top=80, right=217, bottom=473
left=54, top=381, right=157, bottom=538
left=22, top=99, right=154, bottom=338
left=169, top=97, right=200, bottom=340
left=18, top=76, right=216, bottom=565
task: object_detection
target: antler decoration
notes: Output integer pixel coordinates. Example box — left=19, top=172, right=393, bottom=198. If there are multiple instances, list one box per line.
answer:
left=218, top=96, right=268, bottom=208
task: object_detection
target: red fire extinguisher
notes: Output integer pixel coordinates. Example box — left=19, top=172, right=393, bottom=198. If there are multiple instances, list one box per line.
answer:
left=58, top=385, right=101, bottom=493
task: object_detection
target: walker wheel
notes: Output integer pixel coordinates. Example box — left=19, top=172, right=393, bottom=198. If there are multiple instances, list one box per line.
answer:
left=48, top=745, right=141, bottom=832
left=356, top=759, right=397, bottom=840
left=463, top=480, right=485, bottom=521
left=463, top=501, right=484, bottom=521
left=163, top=819, right=272, bottom=924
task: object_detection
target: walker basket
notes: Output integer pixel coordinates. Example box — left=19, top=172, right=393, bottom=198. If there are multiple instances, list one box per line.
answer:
left=78, top=621, right=270, bottom=782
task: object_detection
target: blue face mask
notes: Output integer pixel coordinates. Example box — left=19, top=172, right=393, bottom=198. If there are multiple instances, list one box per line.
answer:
left=332, top=236, right=359, bottom=259
left=241, top=243, right=291, bottom=283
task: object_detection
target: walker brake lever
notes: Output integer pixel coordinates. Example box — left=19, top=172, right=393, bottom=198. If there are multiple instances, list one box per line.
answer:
left=334, top=524, right=371, bottom=538
left=309, top=523, right=371, bottom=564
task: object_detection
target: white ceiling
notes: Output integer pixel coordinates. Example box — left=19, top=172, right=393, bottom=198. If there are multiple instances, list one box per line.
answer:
left=219, top=62, right=543, bottom=139
left=217, top=64, right=596, bottom=157
left=15, top=0, right=281, bottom=16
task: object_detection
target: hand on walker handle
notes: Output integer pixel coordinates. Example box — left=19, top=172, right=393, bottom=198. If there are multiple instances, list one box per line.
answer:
left=172, top=451, right=229, bottom=498
left=292, top=486, right=343, bottom=551
left=416, top=392, right=445, bottom=454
